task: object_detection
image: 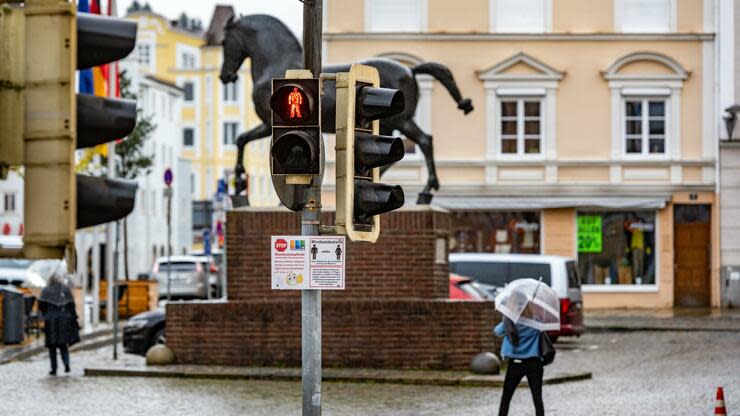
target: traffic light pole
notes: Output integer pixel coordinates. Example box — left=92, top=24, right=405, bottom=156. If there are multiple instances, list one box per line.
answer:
left=302, top=1, right=323, bottom=415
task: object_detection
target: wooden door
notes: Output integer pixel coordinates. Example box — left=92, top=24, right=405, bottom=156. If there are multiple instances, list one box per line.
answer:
left=674, top=205, right=710, bottom=307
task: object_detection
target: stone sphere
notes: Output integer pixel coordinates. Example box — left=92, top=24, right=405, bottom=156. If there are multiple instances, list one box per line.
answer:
left=470, top=352, right=501, bottom=375
left=146, top=344, right=176, bottom=365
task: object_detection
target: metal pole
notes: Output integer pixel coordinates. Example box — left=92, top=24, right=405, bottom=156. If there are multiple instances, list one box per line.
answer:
left=113, top=220, right=120, bottom=360
left=302, top=1, right=322, bottom=415
left=166, top=187, right=172, bottom=302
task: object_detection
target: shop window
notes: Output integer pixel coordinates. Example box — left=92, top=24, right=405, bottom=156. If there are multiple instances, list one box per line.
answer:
left=577, top=211, right=657, bottom=286
left=500, top=99, right=542, bottom=155
left=450, top=211, right=540, bottom=254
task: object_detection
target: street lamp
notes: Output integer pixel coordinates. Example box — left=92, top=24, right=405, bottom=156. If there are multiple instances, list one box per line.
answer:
left=723, top=105, right=740, bottom=141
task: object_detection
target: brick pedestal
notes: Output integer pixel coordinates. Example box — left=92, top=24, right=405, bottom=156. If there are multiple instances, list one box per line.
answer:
left=167, top=206, right=500, bottom=370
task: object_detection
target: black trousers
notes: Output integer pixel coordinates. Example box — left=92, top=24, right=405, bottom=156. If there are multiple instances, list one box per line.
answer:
left=48, top=345, right=70, bottom=372
left=498, top=357, right=544, bottom=416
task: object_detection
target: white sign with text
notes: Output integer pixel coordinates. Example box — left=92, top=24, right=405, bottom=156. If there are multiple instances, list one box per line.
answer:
left=271, top=235, right=346, bottom=290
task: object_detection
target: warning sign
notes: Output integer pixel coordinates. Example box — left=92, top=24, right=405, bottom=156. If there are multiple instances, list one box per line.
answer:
left=271, top=235, right=346, bottom=290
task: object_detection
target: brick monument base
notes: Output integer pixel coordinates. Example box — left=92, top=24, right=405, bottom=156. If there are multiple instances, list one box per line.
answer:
left=166, top=206, right=500, bottom=370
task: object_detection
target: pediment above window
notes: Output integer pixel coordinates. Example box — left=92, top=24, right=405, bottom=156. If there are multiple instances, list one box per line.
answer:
left=477, top=52, right=565, bottom=82
left=602, top=51, right=689, bottom=81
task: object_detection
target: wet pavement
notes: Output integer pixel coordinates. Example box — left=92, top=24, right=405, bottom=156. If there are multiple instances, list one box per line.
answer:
left=1, top=330, right=738, bottom=415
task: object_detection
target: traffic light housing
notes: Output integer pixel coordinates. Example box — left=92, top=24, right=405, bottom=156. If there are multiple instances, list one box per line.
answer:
left=269, top=70, right=322, bottom=211
left=0, top=4, right=138, bottom=261
left=335, top=64, right=405, bottom=243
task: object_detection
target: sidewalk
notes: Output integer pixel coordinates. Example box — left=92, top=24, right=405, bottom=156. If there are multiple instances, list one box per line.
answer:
left=0, top=324, right=116, bottom=364
left=585, top=308, right=740, bottom=332
left=84, top=363, right=591, bottom=388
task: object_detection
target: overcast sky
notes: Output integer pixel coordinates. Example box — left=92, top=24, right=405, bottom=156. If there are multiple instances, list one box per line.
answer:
left=117, top=0, right=303, bottom=37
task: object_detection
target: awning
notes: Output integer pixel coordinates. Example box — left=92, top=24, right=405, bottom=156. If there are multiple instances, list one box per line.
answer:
left=429, top=196, right=670, bottom=210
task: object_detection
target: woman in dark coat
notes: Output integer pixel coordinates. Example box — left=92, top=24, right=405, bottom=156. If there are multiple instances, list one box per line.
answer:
left=38, top=271, right=80, bottom=376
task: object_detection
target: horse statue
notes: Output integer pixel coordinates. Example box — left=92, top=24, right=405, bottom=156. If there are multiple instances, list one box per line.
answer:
left=219, top=14, right=474, bottom=206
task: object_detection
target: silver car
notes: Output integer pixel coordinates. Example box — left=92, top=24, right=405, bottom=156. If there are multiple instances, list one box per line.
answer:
left=153, top=256, right=209, bottom=300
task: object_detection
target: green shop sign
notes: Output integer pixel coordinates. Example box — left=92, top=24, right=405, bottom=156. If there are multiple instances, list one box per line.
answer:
left=577, top=215, right=602, bottom=253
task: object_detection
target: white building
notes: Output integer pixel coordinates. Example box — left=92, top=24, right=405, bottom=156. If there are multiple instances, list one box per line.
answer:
left=76, top=71, right=192, bottom=287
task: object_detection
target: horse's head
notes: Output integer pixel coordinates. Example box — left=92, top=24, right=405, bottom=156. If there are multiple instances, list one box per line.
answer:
left=220, top=15, right=245, bottom=84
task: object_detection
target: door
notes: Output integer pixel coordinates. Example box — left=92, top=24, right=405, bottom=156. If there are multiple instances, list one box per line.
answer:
left=674, top=205, right=710, bottom=307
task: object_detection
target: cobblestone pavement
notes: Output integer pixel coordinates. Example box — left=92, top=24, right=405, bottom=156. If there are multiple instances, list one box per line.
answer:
left=1, top=330, right=738, bottom=415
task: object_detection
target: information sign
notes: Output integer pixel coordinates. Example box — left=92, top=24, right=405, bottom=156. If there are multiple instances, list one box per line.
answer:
left=271, top=235, right=345, bottom=290
left=577, top=215, right=603, bottom=253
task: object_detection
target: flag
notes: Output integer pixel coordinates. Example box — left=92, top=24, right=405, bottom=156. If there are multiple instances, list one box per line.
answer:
left=77, top=0, right=93, bottom=94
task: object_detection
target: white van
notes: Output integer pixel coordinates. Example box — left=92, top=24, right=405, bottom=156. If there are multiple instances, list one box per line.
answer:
left=449, top=253, right=585, bottom=338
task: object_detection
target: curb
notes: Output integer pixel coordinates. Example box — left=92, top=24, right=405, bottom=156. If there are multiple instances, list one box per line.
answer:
left=83, top=367, right=592, bottom=388
left=0, top=328, right=115, bottom=365
left=585, top=325, right=740, bottom=333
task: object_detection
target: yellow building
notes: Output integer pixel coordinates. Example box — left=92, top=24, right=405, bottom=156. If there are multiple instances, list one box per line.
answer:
left=125, top=6, right=277, bottom=207
left=325, top=0, right=721, bottom=309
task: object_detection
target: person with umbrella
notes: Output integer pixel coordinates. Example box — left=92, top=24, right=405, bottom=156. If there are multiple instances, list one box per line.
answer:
left=38, top=266, right=80, bottom=376
left=493, top=278, right=560, bottom=416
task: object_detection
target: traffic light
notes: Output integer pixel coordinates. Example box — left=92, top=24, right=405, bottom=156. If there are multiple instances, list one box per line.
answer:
left=335, top=64, right=405, bottom=243
left=269, top=69, right=322, bottom=211
left=0, top=3, right=138, bottom=261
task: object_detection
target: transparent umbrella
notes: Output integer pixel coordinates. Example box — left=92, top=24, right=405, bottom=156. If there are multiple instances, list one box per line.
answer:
left=25, top=259, right=71, bottom=298
left=494, top=278, right=561, bottom=331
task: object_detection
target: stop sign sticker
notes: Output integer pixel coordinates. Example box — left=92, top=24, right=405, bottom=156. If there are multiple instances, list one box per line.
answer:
left=275, top=239, right=288, bottom=252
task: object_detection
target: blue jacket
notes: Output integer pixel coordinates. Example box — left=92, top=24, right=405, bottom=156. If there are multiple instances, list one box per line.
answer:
left=494, top=321, right=541, bottom=360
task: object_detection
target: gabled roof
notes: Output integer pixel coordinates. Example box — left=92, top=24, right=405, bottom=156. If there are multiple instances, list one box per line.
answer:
left=205, top=5, right=235, bottom=46
left=477, top=52, right=565, bottom=81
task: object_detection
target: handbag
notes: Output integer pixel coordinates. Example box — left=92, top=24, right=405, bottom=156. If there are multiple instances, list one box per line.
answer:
left=539, top=332, right=556, bottom=366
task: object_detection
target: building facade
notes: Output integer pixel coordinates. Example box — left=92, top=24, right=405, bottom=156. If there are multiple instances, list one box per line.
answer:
left=718, top=0, right=740, bottom=307
left=324, top=0, right=721, bottom=308
left=124, top=7, right=278, bottom=208
left=75, top=72, right=191, bottom=283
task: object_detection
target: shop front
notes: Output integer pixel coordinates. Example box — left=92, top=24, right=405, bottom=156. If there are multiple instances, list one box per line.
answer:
left=435, top=193, right=720, bottom=309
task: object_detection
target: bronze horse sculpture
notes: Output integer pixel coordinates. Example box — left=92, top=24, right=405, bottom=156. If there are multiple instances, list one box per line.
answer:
left=219, top=14, right=474, bottom=206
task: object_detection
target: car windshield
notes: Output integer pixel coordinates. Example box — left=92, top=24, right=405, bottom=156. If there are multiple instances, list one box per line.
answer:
left=158, top=262, right=197, bottom=272
left=0, top=259, right=33, bottom=269
left=449, top=261, right=551, bottom=287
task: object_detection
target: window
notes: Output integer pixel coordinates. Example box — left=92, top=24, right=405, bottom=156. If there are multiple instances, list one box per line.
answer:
left=449, top=261, right=551, bottom=287
left=577, top=211, right=657, bottom=286
left=137, top=44, right=151, bottom=65
left=223, top=122, right=238, bottom=146
left=190, top=173, right=195, bottom=195
left=181, top=52, right=196, bottom=69
left=3, top=193, right=16, bottom=213
left=624, top=99, right=666, bottom=155
left=492, top=0, right=548, bottom=33
left=451, top=211, right=540, bottom=253
left=183, top=128, right=194, bottom=147
left=617, top=0, right=673, bottom=33
left=223, top=79, right=238, bottom=103
left=366, top=0, right=426, bottom=32
left=500, top=99, right=541, bottom=155
left=183, top=82, right=194, bottom=102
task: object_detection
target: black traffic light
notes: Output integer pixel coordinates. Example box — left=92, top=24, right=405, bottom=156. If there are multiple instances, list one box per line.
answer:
left=269, top=77, right=321, bottom=176
left=335, top=64, right=405, bottom=242
left=75, top=12, right=138, bottom=229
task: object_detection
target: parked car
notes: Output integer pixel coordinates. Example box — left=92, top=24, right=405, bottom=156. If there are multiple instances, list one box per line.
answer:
left=0, top=258, right=32, bottom=287
left=449, top=253, right=585, bottom=339
left=449, top=274, right=489, bottom=300
left=123, top=309, right=165, bottom=356
left=152, top=256, right=209, bottom=300
left=193, top=255, right=222, bottom=298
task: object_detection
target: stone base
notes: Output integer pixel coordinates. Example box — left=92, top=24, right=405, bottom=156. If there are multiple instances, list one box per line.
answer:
left=167, top=299, right=500, bottom=370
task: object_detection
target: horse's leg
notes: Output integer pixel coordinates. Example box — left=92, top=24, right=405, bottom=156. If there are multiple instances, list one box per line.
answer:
left=398, top=119, right=440, bottom=199
left=233, top=122, right=271, bottom=206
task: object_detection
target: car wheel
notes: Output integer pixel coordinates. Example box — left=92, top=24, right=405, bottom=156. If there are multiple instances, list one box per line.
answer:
left=153, top=329, right=166, bottom=347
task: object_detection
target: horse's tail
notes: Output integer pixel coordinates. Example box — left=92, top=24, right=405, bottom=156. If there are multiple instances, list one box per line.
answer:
left=412, top=62, right=474, bottom=115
